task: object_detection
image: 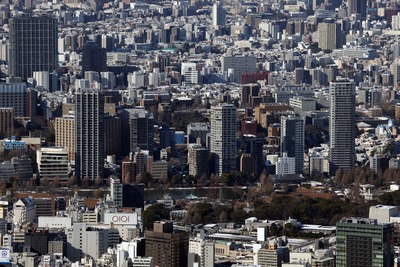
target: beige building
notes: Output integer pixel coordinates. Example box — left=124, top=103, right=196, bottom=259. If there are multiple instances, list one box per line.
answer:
left=55, top=115, right=76, bottom=161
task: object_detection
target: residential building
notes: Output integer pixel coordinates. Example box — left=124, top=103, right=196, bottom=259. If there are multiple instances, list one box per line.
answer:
left=188, top=234, right=215, bottom=267
left=329, top=79, right=356, bottom=174
left=36, top=147, right=69, bottom=181
left=75, top=89, right=104, bottom=180
left=188, top=145, right=209, bottom=177
left=210, top=104, right=237, bottom=175
left=281, top=115, right=304, bottom=174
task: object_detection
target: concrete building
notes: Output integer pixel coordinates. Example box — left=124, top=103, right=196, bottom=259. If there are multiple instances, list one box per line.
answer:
left=188, top=145, right=209, bottom=177
left=369, top=205, right=399, bottom=223
left=0, top=83, right=36, bottom=118
left=9, top=14, right=58, bottom=81
left=145, top=222, right=189, bottom=267
left=212, top=2, right=225, bottom=28
left=13, top=197, right=36, bottom=227
left=336, top=217, right=394, bottom=267
left=0, top=108, right=14, bottom=137
left=221, top=55, right=257, bottom=84
left=318, top=20, right=342, bottom=51
left=211, top=104, right=237, bottom=175
left=181, top=62, right=198, bottom=85
left=33, top=71, right=50, bottom=90
left=276, top=156, right=296, bottom=175
left=188, top=234, right=214, bottom=267
left=82, top=41, right=107, bottom=73
left=75, top=89, right=104, bottom=180
left=187, top=123, right=210, bottom=147
left=329, top=79, right=356, bottom=174
left=36, top=147, right=69, bottom=181
left=67, top=223, right=120, bottom=262
left=110, top=177, right=123, bottom=208
left=281, top=115, right=304, bottom=174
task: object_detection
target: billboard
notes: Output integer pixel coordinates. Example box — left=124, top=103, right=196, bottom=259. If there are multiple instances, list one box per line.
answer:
left=0, top=248, right=10, bottom=263
left=104, top=213, right=138, bottom=225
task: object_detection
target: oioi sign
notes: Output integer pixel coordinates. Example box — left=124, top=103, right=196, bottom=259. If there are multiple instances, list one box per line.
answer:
left=104, top=213, right=138, bottom=225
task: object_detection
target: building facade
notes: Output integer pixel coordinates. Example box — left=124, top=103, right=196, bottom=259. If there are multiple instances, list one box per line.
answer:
left=280, top=115, right=304, bottom=174
left=210, top=104, right=237, bottom=175
left=9, top=14, right=58, bottom=81
left=329, top=79, right=356, bottom=174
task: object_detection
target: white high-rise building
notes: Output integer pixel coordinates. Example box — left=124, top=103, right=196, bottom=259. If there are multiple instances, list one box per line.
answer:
left=329, top=78, right=355, bottom=174
left=211, top=104, right=237, bottom=175
left=181, top=62, right=198, bottom=85
left=280, top=115, right=304, bottom=174
left=110, top=177, right=123, bottom=207
left=101, top=71, right=116, bottom=89
left=276, top=155, right=296, bottom=175
left=33, top=71, right=50, bottom=90
left=188, top=234, right=215, bottom=267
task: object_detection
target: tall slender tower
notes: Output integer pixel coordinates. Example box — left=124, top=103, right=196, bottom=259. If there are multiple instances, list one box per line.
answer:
left=281, top=115, right=304, bottom=174
left=212, top=2, right=225, bottom=28
left=211, top=103, right=237, bottom=175
left=329, top=78, right=356, bottom=175
left=76, top=89, right=104, bottom=181
left=9, top=14, right=58, bottom=81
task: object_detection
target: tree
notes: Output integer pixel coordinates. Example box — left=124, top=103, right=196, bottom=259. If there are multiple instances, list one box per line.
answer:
left=80, top=176, right=91, bottom=188
left=143, top=203, right=170, bottom=230
left=40, top=177, right=49, bottom=187
left=67, top=176, right=77, bottom=187
left=94, top=176, right=102, bottom=187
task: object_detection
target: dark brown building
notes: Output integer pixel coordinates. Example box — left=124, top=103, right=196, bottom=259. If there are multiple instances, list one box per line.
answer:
left=145, top=222, right=189, bottom=267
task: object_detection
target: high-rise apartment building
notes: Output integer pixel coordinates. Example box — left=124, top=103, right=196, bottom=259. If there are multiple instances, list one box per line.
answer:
left=211, top=104, right=237, bottom=175
left=9, top=14, right=57, bottom=81
left=329, top=79, right=355, bottom=174
left=145, top=222, right=189, bottom=267
left=281, top=115, right=304, bottom=174
left=75, top=89, right=104, bottom=181
left=336, top=217, right=394, bottom=267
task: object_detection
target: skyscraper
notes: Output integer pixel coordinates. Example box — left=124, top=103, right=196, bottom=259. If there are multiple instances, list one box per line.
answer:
left=347, top=0, right=367, bottom=19
left=212, top=2, right=225, bottom=28
left=280, top=115, right=304, bottom=174
left=329, top=79, right=356, bottom=174
left=336, top=217, right=394, bottom=267
left=75, top=89, right=104, bottom=181
left=9, top=14, right=58, bottom=81
left=211, top=104, right=237, bottom=175
left=82, top=41, right=107, bottom=73
left=318, top=20, right=343, bottom=51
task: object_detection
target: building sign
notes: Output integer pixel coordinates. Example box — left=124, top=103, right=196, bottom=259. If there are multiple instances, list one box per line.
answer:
left=104, top=213, right=138, bottom=225
left=0, top=248, right=10, bottom=263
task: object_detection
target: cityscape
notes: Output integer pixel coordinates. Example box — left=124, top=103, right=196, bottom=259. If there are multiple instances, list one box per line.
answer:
left=1, top=0, right=400, bottom=266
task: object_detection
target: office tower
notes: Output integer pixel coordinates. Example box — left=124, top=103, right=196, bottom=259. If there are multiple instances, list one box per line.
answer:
left=329, top=79, right=355, bottom=174
left=55, top=115, right=76, bottom=161
left=82, top=41, right=107, bottom=73
left=181, top=62, right=198, bottom=85
left=211, top=104, right=237, bottom=175
left=188, top=234, right=215, bottom=267
left=188, top=145, right=209, bottom=177
left=110, top=177, right=123, bottom=207
left=336, top=217, right=394, bottom=267
left=221, top=55, right=257, bottom=84
left=145, top=222, right=189, bottom=267
left=212, top=2, right=225, bottom=28
left=75, top=89, right=104, bottom=181
left=121, top=160, right=136, bottom=183
left=120, top=108, right=154, bottom=155
left=347, top=0, right=367, bottom=19
left=36, top=147, right=69, bottom=181
left=9, top=14, right=57, bottom=81
left=33, top=71, right=50, bottom=90
left=0, top=108, right=14, bottom=137
left=280, top=115, right=304, bottom=174
left=318, top=20, right=342, bottom=51
left=156, top=54, right=170, bottom=72
left=257, top=241, right=289, bottom=267
left=100, top=72, right=116, bottom=89
left=241, top=84, right=260, bottom=107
